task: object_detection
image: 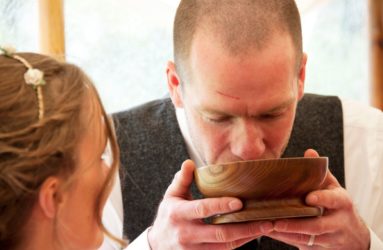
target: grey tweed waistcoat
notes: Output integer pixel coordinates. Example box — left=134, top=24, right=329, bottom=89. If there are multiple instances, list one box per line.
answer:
left=113, top=93, right=344, bottom=249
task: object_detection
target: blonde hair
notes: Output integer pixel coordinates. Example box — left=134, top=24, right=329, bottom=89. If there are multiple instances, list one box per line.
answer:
left=0, top=53, right=125, bottom=248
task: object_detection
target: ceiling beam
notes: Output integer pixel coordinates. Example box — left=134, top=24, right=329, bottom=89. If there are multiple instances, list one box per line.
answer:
left=369, top=0, right=383, bottom=110
left=39, top=0, right=65, bottom=61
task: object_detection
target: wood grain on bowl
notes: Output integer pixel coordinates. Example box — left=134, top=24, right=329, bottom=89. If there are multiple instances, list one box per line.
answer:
left=194, top=157, right=328, bottom=223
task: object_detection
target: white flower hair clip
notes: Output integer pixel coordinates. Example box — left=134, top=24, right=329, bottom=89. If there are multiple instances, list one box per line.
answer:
left=0, top=44, right=16, bottom=56
left=1, top=45, right=46, bottom=120
left=24, top=68, right=46, bottom=87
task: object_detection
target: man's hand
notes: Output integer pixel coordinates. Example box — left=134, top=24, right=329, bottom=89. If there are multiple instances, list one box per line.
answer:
left=267, top=149, right=370, bottom=249
left=148, top=159, right=274, bottom=250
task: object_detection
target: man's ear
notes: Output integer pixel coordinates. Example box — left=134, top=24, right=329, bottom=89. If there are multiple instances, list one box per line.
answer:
left=38, top=177, right=62, bottom=219
left=297, top=53, right=307, bottom=101
left=166, top=61, right=184, bottom=108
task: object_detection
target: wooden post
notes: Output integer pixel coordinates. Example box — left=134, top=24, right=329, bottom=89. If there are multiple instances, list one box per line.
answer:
left=369, top=0, right=383, bottom=110
left=39, top=0, right=66, bottom=61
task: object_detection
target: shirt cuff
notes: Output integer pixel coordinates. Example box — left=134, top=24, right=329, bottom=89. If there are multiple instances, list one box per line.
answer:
left=124, top=228, right=151, bottom=250
left=369, top=227, right=383, bottom=250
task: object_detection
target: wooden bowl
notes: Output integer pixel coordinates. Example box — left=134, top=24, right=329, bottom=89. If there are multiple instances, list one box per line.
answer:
left=194, top=157, right=328, bottom=224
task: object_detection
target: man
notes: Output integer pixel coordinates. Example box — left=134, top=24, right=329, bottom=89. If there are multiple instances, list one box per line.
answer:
left=115, top=0, right=383, bottom=249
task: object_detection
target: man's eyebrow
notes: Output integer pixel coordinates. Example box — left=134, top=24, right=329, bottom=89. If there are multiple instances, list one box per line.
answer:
left=199, top=98, right=296, bottom=116
left=264, top=98, right=295, bottom=113
left=199, top=108, right=228, bottom=116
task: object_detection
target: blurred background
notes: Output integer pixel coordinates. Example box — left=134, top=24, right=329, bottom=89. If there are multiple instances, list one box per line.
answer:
left=0, top=0, right=380, bottom=113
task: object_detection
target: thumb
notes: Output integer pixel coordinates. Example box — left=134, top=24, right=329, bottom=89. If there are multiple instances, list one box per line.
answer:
left=164, top=159, right=196, bottom=198
left=303, top=148, right=320, bottom=158
left=319, top=169, right=341, bottom=189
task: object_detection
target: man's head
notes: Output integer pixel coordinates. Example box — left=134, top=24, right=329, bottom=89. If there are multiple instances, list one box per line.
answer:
left=173, top=0, right=303, bottom=79
left=167, top=0, right=307, bottom=165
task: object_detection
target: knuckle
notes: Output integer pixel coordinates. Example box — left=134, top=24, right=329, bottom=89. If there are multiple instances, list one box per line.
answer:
left=335, top=188, right=353, bottom=209
left=168, top=204, right=181, bottom=224
left=215, top=228, right=228, bottom=242
left=168, top=212, right=178, bottom=225
left=274, top=219, right=289, bottom=232
left=226, top=241, right=237, bottom=249
left=208, top=199, right=227, bottom=216
left=194, top=202, right=207, bottom=217
left=217, top=199, right=228, bottom=213
left=343, top=197, right=354, bottom=210
left=248, top=222, right=261, bottom=235
left=327, top=195, right=337, bottom=208
left=298, top=234, right=307, bottom=244
left=173, top=225, right=193, bottom=247
left=176, top=229, right=189, bottom=245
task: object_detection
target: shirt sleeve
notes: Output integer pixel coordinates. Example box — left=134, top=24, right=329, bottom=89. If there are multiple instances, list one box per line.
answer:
left=342, top=99, right=383, bottom=247
left=369, top=228, right=383, bottom=250
left=124, top=228, right=152, bottom=250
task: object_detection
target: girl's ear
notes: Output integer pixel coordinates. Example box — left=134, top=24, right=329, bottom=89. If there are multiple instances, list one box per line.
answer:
left=38, top=177, right=62, bottom=218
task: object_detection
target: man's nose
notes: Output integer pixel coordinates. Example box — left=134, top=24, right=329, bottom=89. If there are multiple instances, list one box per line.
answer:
left=231, top=120, right=265, bottom=160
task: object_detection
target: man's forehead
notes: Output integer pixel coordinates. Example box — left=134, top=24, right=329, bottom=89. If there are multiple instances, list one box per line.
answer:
left=189, top=32, right=296, bottom=74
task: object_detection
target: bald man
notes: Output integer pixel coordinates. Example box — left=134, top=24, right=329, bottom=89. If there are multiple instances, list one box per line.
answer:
left=115, top=1, right=383, bottom=249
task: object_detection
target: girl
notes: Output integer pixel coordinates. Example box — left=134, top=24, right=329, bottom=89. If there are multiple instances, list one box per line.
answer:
left=0, top=47, right=125, bottom=249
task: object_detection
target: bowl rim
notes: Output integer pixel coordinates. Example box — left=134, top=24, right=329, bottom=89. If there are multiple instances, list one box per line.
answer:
left=197, top=156, right=329, bottom=170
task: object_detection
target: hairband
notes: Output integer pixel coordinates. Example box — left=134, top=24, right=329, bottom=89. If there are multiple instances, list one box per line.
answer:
left=0, top=45, right=46, bottom=120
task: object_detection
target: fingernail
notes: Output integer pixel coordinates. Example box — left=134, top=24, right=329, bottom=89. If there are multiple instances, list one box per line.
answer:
left=229, top=200, right=242, bottom=210
left=260, top=222, right=273, bottom=233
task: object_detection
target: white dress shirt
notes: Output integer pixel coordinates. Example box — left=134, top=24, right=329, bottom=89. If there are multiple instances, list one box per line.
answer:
left=101, top=98, right=383, bottom=250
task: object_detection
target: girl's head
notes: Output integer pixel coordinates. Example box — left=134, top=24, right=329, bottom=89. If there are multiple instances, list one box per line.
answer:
left=0, top=50, right=123, bottom=249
